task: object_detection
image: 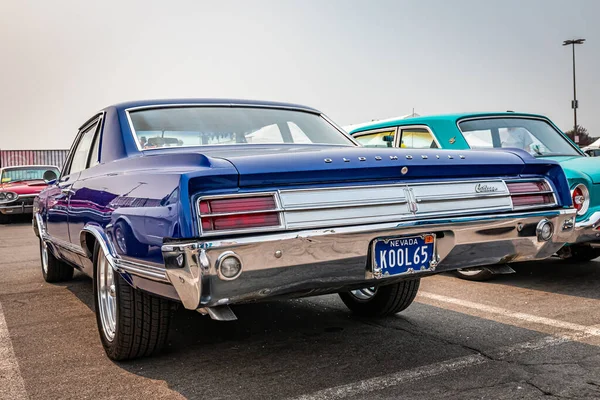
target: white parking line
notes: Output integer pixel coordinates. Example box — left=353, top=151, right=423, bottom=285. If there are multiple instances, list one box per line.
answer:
left=0, top=301, right=28, bottom=400
left=291, top=325, right=600, bottom=400
left=418, top=291, right=600, bottom=335
left=292, top=292, right=600, bottom=400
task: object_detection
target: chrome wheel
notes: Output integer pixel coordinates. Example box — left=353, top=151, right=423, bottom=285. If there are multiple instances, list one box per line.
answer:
left=41, top=240, right=49, bottom=274
left=97, top=250, right=116, bottom=342
left=115, top=227, right=127, bottom=254
left=350, top=287, right=377, bottom=300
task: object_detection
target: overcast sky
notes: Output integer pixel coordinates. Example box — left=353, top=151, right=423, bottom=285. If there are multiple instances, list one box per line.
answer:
left=1, top=0, right=598, bottom=150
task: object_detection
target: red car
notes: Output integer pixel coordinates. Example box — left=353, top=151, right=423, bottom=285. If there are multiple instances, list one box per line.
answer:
left=0, top=165, right=59, bottom=223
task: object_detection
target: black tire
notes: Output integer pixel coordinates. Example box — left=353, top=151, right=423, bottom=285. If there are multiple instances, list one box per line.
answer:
left=40, top=239, right=74, bottom=283
left=565, top=244, right=600, bottom=262
left=0, top=213, right=11, bottom=224
left=339, top=279, right=420, bottom=317
left=93, top=243, right=173, bottom=361
left=114, top=220, right=149, bottom=257
left=453, top=268, right=494, bottom=281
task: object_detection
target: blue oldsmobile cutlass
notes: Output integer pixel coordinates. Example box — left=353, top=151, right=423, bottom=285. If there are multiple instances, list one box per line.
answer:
left=347, top=111, right=600, bottom=280
left=33, top=100, right=576, bottom=360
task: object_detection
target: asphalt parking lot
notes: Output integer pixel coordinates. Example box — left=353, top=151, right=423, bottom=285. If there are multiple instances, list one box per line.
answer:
left=2, top=219, right=600, bottom=400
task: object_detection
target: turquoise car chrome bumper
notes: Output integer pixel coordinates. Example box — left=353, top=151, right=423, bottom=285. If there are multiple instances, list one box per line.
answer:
left=574, top=211, right=600, bottom=243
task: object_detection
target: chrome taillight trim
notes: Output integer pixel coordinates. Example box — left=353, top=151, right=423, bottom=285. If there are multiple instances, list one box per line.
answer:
left=506, top=178, right=558, bottom=210
left=195, top=178, right=560, bottom=237
left=196, top=191, right=285, bottom=236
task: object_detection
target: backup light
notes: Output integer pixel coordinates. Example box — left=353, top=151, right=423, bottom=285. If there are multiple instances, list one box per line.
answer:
left=536, top=220, right=554, bottom=242
left=217, top=252, right=243, bottom=280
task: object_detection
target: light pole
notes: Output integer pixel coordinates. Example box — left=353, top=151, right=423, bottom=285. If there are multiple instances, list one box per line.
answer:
left=563, top=38, right=585, bottom=143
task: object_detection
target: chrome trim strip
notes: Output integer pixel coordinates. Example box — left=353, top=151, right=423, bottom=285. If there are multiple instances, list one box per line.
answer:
left=277, top=178, right=508, bottom=192
left=194, top=178, right=560, bottom=237
left=81, top=225, right=169, bottom=283
left=114, top=259, right=170, bottom=282
left=43, top=233, right=87, bottom=257
left=508, top=191, right=555, bottom=196
left=282, top=198, right=409, bottom=210
left=34, top=213, right=169, bottom=284
left=320, top=113, right=361, bottom=146
left=199, top=209, right=285, bottom=218
left=415, top=192, right=509, bottom=202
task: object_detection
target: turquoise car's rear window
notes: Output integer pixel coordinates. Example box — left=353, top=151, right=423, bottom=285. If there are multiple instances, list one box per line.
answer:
left=458, top=118, right=580, bottom=157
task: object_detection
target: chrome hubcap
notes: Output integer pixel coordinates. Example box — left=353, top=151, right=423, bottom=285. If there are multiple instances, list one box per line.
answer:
left=115, top=227, right=127, bottom=254
left=97, top=250, right=116, bottom=342
left=41, top=240, right=48, bottom=274
left=350, top=287, right=377, bottom=300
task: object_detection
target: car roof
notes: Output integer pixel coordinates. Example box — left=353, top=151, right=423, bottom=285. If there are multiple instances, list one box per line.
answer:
left=105, top=98, right=321, bottom=114
left=348, top=111, right=551, bottom=134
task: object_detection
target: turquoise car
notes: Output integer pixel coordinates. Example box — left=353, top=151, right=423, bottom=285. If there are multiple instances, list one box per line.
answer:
left=347, top=112, right=600, bottom=280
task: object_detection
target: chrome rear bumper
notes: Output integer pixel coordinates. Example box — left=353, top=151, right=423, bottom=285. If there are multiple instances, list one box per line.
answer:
left=161, top=209, right=576, bottom=310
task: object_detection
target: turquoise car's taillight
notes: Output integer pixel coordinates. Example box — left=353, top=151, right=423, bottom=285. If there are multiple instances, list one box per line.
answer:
left=571, top=184, right=590, bottom=216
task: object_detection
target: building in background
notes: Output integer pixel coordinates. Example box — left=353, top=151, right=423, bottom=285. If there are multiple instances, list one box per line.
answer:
left=0, top=150, right=69, bottom=169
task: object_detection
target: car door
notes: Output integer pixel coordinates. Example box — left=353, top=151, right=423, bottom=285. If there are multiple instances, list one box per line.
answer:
left=67, top=115, right=103, bottom=247
left=46, top=117, right=100, bottom=260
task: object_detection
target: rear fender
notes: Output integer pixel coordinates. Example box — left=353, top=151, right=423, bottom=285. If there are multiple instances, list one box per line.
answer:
left=80, top=224, right=134, bottom=286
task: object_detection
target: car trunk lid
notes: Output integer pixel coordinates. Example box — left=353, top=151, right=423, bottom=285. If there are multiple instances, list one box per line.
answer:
left=203, top=145, right=530, bottom=187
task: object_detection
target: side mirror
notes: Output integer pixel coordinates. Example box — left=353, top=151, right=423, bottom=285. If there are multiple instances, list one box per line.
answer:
left=43, top=170, right=58, bottom=184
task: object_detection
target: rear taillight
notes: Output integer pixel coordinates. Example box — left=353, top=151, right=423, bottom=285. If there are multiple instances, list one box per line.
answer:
left=199, top=195, right=281, bottom=233
left=507, top=181, right=555, bottom=209
left=571, top=184, right=589, bottom=216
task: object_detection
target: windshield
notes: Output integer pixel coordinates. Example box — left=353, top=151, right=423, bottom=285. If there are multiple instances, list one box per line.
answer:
left=1, top=167, right=60, bottom=183
left=457, top=118, right=581, bottom=157
left=128, top=107, right=355, bottom=149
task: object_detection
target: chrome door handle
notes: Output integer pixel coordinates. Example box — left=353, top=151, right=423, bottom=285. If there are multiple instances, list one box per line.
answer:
left=61, top=188, right=75, bottom=196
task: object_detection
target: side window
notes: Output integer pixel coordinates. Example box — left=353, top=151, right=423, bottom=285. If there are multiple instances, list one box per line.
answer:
left=64, top=121, right=98, bottom=176
left=399, top=127, right=438, bottom=149
left=354, top=130, right=395, bottom=148
left=88, top=126, right=101, bottom=168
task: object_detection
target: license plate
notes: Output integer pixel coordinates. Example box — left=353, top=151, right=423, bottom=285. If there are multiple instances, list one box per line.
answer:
left=372, top=234, right=436, bottom=277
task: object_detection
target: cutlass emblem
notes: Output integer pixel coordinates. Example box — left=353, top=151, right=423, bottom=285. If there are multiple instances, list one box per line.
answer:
left=475, top=183, right=499, bottom=193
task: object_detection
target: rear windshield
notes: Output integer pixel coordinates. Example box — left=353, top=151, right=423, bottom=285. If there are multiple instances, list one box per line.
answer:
left=458, top=118, right=581, bottom=157
left=128, top=107, right=355, bottom=150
